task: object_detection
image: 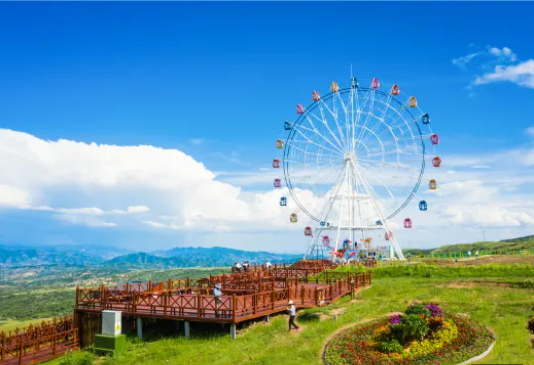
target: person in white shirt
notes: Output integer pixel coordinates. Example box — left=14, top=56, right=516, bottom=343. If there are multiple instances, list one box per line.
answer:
left=467, top=251, right=472, bottom=259
left=235, top=262, right=243, bottom=272
left=213, top=283, right=223, bottom=318
left=287, top=300, right=300, bottom=332
left=266, top=261, right=272, bottom=269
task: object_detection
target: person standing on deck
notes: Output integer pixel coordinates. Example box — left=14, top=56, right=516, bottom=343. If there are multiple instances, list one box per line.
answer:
left=235, top=262, right=243, bottom=272
left=214, top=283, right=223, bottom=318
left=287, top=300, right=300, bottom=332
left=266, top=260, right=272, bottom=269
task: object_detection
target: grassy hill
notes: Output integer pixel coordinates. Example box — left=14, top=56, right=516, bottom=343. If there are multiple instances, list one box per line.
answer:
left=401, top=235, right=534, bottom=257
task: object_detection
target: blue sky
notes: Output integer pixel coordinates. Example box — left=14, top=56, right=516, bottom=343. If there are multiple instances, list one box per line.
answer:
left=0, top=2, right=533, bottom=253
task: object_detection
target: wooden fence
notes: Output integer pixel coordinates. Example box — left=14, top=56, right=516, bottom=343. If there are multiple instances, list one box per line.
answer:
left=0, top=316, right=79, bottom=365
left=76, top=273, right=372, bottom=323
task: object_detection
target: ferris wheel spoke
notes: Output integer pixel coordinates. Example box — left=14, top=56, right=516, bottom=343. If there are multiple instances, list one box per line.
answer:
left=355, top=89, right=377, bottom=146
left=310, top=107, right=348, bottom=151
left=292, top=123, right=345, bottom=155
left=318, top=99, right=348, bottom=151
left=290, top=127, right=344, bottom=156
left=305, top=115, right=346, bottom=152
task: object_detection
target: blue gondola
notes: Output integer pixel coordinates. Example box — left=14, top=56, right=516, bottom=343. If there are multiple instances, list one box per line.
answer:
left=419, top=200, right=428, bottom=211
left=422, top=113, right=430, bottom=125
left=280, top=197, right=287, bottom=207
left=284, top=120, right=292, bottom=131
left=351, top=77, right=359, bottom=89
left=375, top=220, right=382, bottom=226
left=320, top=221, right=326, bottom=226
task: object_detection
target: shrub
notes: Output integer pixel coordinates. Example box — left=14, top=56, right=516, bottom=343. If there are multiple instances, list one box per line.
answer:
left=405, top=303, right=431, bottom=317
left=527, top=317, right=534, bottom=334
left=391, top=314, right=429, bottom=345
left=376, top=339, right=403, bottom=354
left=58, top=351, right=94, bottom=365
left=427, top=316, right=445, bottom=332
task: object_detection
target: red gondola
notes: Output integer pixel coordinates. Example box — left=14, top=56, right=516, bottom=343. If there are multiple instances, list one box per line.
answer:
left=296, top=104, right=305, bottom=114
left=312, top=91, right=320, bottom=101
left=430, top=133, right=440, bottom=145
left=391, top=84, right=400, bottom=96
left=432, top=156, right=442, bottom=168
left=273, top=159, right=280, bottom=168
left=371, top=78, right=380, bottom=89
left=404, top=218, right=413, bottom=229
left=304, top=226, right=312, bottom=236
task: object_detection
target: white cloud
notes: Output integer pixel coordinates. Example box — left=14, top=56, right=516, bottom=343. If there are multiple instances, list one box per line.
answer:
left=474, top=60, right=534, bottom=89
left=527, top=127, right=534, bottom=138
left=452, top=52, right=482, bottom=70
left=0, top=185, right=30, bottom=208
left=2, top=128, right=534, bottom=251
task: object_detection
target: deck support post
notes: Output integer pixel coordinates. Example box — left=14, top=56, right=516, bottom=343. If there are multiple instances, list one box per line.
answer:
left=184, top=321, right=190, bottom=339
left=230, top=324, right=236, bottom=339
left=136, top=317, right=142, bottom=339
left=264, top=315, right=270, bottom=323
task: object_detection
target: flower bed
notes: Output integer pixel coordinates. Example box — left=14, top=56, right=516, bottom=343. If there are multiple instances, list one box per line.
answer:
left=325, top=303, right=494, bottom=365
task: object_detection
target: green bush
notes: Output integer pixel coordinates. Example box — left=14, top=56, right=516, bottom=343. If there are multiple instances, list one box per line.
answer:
left=375, top=339, right=403, bottom=354
left=391, top=314, right=429, bottom=345
left=58, top=351, right=94, bottom=365
left=405, top=303, right=431, bottom=317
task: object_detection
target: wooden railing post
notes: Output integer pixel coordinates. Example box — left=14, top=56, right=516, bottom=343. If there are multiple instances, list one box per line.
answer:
left=53, top=328, right=57, bottom=355
left=18, top=338, right=23, bottom=365
left=1, top=335, right=5, bottom=362
left=75, top=287, right=80, bottom=309
left=197, top=294, right=203, bottom=318
left=300, top=286, right=305, bottom=305
left=271, top=288, right=275, bottom=310
left=232, top=294, right=237, bottom=322
left=163, top=291, right=168, bottom=316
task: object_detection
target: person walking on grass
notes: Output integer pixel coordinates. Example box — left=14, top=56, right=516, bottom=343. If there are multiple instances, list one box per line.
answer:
left=287, top=300, right=300, bottom=332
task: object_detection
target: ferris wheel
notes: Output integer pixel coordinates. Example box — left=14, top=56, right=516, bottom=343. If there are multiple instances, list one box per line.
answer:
left=273, top=77, right=441, bottom=261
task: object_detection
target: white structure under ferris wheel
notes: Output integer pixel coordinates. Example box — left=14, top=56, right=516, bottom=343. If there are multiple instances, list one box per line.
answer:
left=273, top=77, right=441, bottom=261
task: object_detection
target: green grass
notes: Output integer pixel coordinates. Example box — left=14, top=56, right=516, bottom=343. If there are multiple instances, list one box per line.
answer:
left=332, top=262, right=534, bottom=279
left=0, top=318, right=50, bottom=332
left=430, top=240, right=534, bottom=254
left=48, top=273, right=534, bottom=365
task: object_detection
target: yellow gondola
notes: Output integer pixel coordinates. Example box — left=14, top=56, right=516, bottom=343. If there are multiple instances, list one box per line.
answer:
left=330, top=82, right=339, bottom=93
left=429, top=179, right=437, bottom=190
left=408, top=96, right=417, bottom=108
left=276, top=139, right=284, bottom=149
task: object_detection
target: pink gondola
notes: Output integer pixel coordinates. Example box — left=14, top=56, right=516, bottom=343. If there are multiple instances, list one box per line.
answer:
left=273, top=159, right=280, bottom=168
left=430, top=133, right=440, bottom=145
left=274, top=178, right=282, bottom=188
left=432, top=156, right=442, bottom=168
left=404, top=218, right=412, bottom=229
left=371, top=78, right=380, bottom=89
left=385, top=232, right=393, bottom=241
left=296, top=104, right=305, bottom=114
left=391, top=84, right=400, bottom=96
left=322, top=236, right=331, bottom=246
left=312, top=91, right=320, bottom=101
left=304, top=226, right=312, bottom=236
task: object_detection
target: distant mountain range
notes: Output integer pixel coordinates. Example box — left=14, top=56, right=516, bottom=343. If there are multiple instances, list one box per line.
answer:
left=107, top=247, right=301, bottom=269
left=2, top=234, right=533, bottom=268
left=0, top=244, right=300, bottom=269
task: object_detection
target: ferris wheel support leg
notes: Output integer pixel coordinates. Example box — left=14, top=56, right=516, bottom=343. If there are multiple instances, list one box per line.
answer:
left=349, top=160, right=405, bottom=261
left=304, top=233, right=321, bottom=260
left=333, top=162, right=350, bottom=259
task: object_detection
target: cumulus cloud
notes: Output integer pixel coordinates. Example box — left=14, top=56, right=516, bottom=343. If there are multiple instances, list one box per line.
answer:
left=0, top=129, right=288, bottom=232
left=474, top=60, right=534, bottom=89
left=454, top=45, right=534, bottom=90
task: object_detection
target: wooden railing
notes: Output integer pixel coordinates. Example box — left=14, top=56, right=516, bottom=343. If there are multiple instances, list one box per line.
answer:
left=0, top=317, right=78, bottom=365
left=76, top=273, right=372, bottom=323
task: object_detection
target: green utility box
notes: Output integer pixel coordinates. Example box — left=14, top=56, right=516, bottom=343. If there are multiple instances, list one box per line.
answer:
left=94, top=334, right=127, bottom=356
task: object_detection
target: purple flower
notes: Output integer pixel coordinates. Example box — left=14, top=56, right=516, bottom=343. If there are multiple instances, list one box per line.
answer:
left=426, top=304, right=443, bottom=317
left=390, top=314, right=402, bottom=325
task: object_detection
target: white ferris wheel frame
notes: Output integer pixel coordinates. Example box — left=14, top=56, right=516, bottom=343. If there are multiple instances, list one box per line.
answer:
left=281, top=81, right=437, bottom=261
